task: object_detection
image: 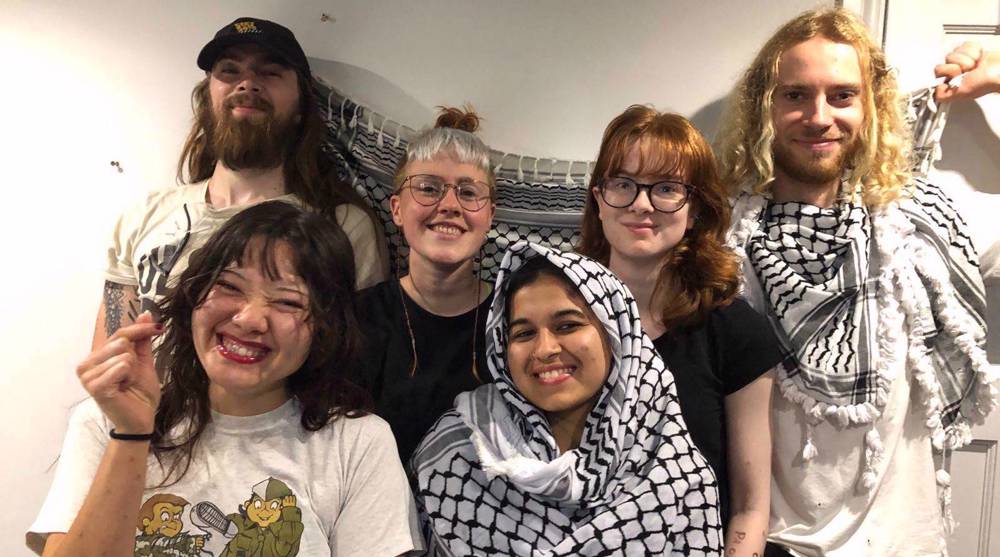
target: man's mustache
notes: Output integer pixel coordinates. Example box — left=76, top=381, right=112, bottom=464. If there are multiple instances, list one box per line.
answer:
left=223, top=92, right=273, bottom=112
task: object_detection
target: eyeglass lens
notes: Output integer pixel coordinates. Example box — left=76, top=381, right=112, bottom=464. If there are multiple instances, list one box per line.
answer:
left=406, top=175, right=490, bottom=210
left=601, top=177, right=688, bottom=212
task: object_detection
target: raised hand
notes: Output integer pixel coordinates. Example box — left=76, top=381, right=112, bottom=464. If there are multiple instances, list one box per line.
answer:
left=935, top=41, right=1000, bottom=102
left=76, top=311, right=163, bottom=434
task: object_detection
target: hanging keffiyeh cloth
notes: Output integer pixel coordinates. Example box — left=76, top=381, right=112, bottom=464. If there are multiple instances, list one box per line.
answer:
left=729, top=180, right=995, bottom=495
left=411, top=241, right=722, bottom=556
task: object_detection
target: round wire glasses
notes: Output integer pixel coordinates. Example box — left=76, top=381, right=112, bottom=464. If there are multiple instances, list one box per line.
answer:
left=598, top=176, right=692, bottom=213
left=400, top=174, right=492, bottom=211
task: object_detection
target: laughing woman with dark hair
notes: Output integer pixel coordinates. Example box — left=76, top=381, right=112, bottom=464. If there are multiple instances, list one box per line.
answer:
left=28, top=201, right=422, bottom=557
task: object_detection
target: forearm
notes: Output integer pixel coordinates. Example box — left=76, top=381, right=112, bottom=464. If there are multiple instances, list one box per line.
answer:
left=724, top=509, right=769, bottom=557
left=45, top=440, right=149, bottom=557
left=723, top=372, right=775, bottom=557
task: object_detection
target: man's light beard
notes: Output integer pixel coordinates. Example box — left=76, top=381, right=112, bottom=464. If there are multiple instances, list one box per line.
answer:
left=211, top=100, right=297, bottom=171
left=773, top=136, right=859, bottom=186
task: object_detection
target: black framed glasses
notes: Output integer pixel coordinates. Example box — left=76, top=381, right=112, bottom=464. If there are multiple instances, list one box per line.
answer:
left=599, top=176, right=692, bottom=213
left=400, top=174, right=492, bottom=211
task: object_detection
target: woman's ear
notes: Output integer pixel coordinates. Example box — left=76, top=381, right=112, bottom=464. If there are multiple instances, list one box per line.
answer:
left=390, top=194, right=403, bottom=227
left=591, top=188, right=603, bottom=218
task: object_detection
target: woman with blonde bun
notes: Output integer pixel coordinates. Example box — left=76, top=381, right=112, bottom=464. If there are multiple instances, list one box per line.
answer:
left=357, top=107, right=497, bottom=463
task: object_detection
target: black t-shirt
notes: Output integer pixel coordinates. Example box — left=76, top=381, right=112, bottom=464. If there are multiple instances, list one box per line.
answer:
left=357, top=279, right=491, bottom=464
left=652, top=297, right=783, bottom=525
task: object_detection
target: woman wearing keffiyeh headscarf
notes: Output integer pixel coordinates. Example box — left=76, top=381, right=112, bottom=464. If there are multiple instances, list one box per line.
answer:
left=411, top=241, right=722, bottom=556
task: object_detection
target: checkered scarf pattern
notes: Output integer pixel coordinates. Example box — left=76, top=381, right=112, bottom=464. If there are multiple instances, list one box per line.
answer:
left=411, top=241, right=722, bottom=556
left=747, top=200, right=881, bottom=407
left=731, top=181, right=992, bottom=444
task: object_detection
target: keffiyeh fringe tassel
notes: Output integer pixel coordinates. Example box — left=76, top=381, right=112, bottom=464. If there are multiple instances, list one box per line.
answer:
left=882, top=204, right=995, bottom=532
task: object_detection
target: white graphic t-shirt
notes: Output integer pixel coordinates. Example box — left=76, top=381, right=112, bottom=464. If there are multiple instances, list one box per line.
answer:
left=27, top=399, right=423, bottom=557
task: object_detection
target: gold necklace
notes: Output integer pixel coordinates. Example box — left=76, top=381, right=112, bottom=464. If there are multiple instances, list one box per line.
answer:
left=397, top=271, right=483, bottom=381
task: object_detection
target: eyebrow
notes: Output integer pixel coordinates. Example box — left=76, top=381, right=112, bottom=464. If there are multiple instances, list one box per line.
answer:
left=777, top=82, right=862, bottom=90
left=421, top=173, right=484, bottom=183
left=218, top=269, right=306, bottom=295
left=508, top=308, right=588, bottom=328
left=274, top=285, right=307, bottom=296
left=612, top=174, right=685, bottom=182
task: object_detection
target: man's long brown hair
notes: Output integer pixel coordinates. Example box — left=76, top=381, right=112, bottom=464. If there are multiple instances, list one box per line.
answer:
left=176, top=74, right=368, bottom=218
left=578, top=106, right=740, bottom=333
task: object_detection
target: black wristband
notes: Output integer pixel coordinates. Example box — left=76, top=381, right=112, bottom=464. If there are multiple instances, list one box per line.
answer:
left=109, top=428, right=154, bottom=441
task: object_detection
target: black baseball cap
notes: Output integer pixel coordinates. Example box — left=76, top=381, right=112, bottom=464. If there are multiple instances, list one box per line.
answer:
left=197, top=17, right=311, bottom=78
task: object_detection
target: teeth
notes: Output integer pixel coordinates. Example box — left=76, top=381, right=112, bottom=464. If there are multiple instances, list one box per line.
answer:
left=431, top=224, right=462, bottom=236
left=537, top=368, right=572, bottom=380
left=222, top=337, right=266, bottom=359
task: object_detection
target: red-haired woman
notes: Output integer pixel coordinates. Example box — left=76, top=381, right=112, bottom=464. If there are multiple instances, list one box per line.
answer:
left=578, top=105, right=782, bottom=557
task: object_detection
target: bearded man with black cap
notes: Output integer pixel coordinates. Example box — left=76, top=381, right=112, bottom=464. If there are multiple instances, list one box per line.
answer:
left=93, top=17, right=387, bottom=345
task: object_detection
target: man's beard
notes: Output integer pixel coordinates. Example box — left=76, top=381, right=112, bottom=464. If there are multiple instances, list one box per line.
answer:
left=210, top=92, right=298, bottom=171
left=773, top=135, right=859, bottom=186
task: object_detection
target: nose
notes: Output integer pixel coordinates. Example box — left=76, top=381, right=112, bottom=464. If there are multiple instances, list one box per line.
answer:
left=236, top=71, right=262, bottom=93
left=231, top=299, right=269, bottom=333
left=436, top=185, right=463, bottom=213
left=804, top=96, right=833, bottom=127
left=629, top=188, right=655, bottom=214
left=532, top=329, right=562, bottom=361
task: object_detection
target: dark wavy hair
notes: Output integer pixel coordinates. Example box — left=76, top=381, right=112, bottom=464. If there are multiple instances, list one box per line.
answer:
left=577, top=105, right=740, bottom=333
left=152, top=200, right=370, bottom=485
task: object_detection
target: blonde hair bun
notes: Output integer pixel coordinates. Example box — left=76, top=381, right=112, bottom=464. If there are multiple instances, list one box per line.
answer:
left=434, top=105, right=481, bottom=133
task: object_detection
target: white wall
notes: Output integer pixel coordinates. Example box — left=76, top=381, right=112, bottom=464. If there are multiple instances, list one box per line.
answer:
left=7, top=1, right=995, bottom=555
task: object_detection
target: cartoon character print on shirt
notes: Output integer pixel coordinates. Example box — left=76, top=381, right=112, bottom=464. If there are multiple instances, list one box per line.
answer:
left=187, top=477, right=304, bottom=557
left=133, top=493, right=207, bottom=557
left=135, top=204, right=192, bottom=317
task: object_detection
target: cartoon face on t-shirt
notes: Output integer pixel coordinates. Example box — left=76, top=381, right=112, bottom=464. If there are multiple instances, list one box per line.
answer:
left=135, top=477, right=304, bottom=557
left=133, top=493, right=207, bottom=556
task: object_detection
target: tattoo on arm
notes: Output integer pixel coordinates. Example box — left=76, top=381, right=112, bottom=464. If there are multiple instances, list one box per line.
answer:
left=735, top=531, right=746, bottom=543
left=102, top=281, right=137, bottom=337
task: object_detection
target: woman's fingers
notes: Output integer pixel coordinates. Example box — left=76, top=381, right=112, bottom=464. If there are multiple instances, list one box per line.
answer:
left=76, top=313, right=162, bottom=378
left=80, top=348, right=159, bottom=432
left=111, top=320, right=162, bottom=344
left=76, top=336, right=131, bottom=376
left=79, top=352, right=134, bottom=395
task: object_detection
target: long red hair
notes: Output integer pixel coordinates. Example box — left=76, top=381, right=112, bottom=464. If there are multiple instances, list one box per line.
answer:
left=578, top=105, right=739, bottom=333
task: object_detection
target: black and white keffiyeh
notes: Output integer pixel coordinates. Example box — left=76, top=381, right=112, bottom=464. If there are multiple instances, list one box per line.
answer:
left=730, top=180, right=995, bottom=496
left=411, top=241, right=722, bottom=556
left=747, top=200, right=881, bottom=410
